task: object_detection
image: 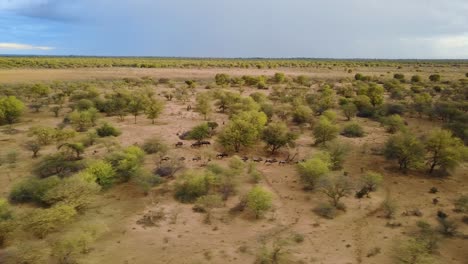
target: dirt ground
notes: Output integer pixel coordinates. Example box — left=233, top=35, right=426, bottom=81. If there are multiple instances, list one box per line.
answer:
left=0, top=67, right=467, bottom=264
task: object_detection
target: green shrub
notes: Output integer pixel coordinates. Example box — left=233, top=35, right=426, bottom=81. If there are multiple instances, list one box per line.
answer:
left=314, top=203, right=337, bottom=219
left=142, top=137, right=168, bottom=154
left=34, top=153, right=86, bottom=178
left=23, top=204, right=77, bottom=238
left=96, top=122, right=121, bottom=137
left=85, top=160, right=117, bottom=188
left=297, top=154, right=331, bottom=189
left=341, top=123, right=365, bottom=137
left=9, top=176, right=61, bottom=204
left=174, top=171, right=216, bottom=203
left=246, top=186, right=273, bottom=219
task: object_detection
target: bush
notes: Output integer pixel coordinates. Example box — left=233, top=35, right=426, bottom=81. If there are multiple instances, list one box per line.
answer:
left=383, top=114, right=406, bottom=134
left=23, top=204, right=77, bottom=238
left=297, top=154, right=331, bottom=189
left=0, top=199, right=12, bottom=221
left=314, top=203, right=337, bottom=219
left=42, top=174, right=101, bottom=210
left=0, top=96, right=25, bottom=125
left=429, top=74, right=440, bottom=82
left=9, top=176, right=61, bottom=204
left=142, top=137, right=168, bottom=154
left=313, top=117, right=339, bottom=145
left=246, top=186, right=273, bottom=219
left=96, top=122, right=121, bottom=137
left=381, top=198, right=398, bottom=219
left=454, top=195, right=468, bottom=213
left=411, top=75, right=422, bottom=83
left=34, top=153, right=86, bottom=178
left=341, top=123, right=365, bottom=137
left=174, top=171, right=216, bottom=203
left=106, top=146, right=145, bottom=182
left=85, top=160, right=117, bottom=188
left=393, top=238, right=435, bottom=264
left=75, top=99, right=94, bottom=111
left=359, top=171, right=383, bottom=192
left=3, top=241, right=51, bottom=264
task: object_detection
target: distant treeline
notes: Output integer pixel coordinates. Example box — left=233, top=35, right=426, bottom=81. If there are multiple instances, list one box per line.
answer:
left=0, top=56, right=467, bottom=69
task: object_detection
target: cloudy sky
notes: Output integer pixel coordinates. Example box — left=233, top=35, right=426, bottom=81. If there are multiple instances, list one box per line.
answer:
left=0, top=0, right=467, bottom=58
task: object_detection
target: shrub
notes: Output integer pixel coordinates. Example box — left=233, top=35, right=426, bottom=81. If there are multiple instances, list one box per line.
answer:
left=341, top=123, right=365, bottom=137
left=0, top=96, right=25, bottom=125
left=106, top=146, right=145, bottom=182
left=42, top=174, right=101, bottom=210
left=313, top=117, right=339, bottom=145
left=454, top=195, right=468, bottom=213
left=297, top=154, right=331, bottom=189
left=142, top=137, right=168, bottom=154
left=382, top=114, right=406, bottom=134
left=429, top=74, right=440, bottom=82
left=324, top=141, right=350, bottom=170
left=23, top=204, right=77, bottom=238
left=34, top=153, right=86, bottom=178
left=188, top=123, right=211, bottom=142
left=3, top=241, right=51, bottom=264
left=411, top=75, right=422, bottom=83
left=9, top=176, right=61, bottom=204
left=96, top=122, right=121, bottom=137
left=0, top=199, right=12, bottom=221
left=246, top=186, right=273, bottom=219
left=314, top=203, right=337, bottom=219
left=359, top=171, right=383, bottom=192
left=174, top=171, right=216, bottom=203
left=381, top=198, right=398, bottom=219
left=85, top=160, right=117, bottom=188
left=75, top=99, right=94, bottom=111
left=393, top=238, right=435, bottom=264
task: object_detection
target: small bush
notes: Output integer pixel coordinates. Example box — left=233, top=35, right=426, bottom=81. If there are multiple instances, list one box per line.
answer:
left=9, top=176, right=61, bottom=204
left=23, top=204, right=77, bottom=238
left=174, top=171, right=216, bottom=203
left=454, top=195, right=468, bottom=213
left=342, top=123, right=365, bottom=137
left=314, top=203, right=337, bottom=219
left=96, top=122, right=121, bottom=137
left=34, top=153, right=86, bottom=178
left=246, top=186, right=273, bottom=219
left=142, top=137, right=168, bottom=154
left=381, top=198, right=398, bottom=219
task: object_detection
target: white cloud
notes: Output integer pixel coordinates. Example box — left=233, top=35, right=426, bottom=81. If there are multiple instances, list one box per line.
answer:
left=0, top=42, right=54, bottom=50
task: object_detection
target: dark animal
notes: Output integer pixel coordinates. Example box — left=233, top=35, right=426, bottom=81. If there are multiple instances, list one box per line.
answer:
left=191, top=142, right=202, bottom=148
left=192, top=156, right=202, bottom=161
left=216, top=153, right=228, bottom=159
left=429, top=187, right=438, bottom=194
left=179, top=157, right=186, bottom=161
left=433, top=198, right=439, bottom=205
left=161, top=157, right=170, bottom=162
left=278, top=160, right=288, bottom=165
left=242, top=156, right=249, bottom=162
left=264, top=159, right=277, bottom=165
left=252, top=157, right=263, bottom=163
left=437, top=210, right=448, bottom=219
left=175, top=142, right=183, bottom=147
left=200, top=141, right=211, bottom=146
left=355, top=187, right=371, bottom=199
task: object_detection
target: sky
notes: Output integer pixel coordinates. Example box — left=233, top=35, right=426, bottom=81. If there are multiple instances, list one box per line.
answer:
left=0, top=0, right=468, bottom=58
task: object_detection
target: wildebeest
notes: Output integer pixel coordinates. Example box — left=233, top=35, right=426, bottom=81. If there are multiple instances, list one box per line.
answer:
left=192, top=156, right=202, bottom=161
left=161, top=157, right=170, bottom=161
left=216, top=153, right=228, bottom=159
left=278, top=160, right=288, bottom=165
left=264, top=158, right=277, bottom=165
left=355, top=186, right=371, bottom=199
left=437, top=210, right=448, bottom=219
left=242, top=156, right=249, bottom=162
left=179, top=157, right=186, bottom=161
left=175, top=142, right=183, bottom=147
left=252, top=157, right=263, bottom=163
left=191, top=142, right=202, bottom=148
left=200, top=141, right=211, bottom=146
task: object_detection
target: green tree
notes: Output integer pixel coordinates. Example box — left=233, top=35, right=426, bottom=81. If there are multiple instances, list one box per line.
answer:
left=58, top=142, right=85, bottom=159
left=215, top=73, right=231, bottom=86
left=413, top=93, right=432, bottom=117
left=429, top=74, right=441, bottom=82
left=23, top=204, right=77, bottom=238
left=189, top=123, right=211, bottom=142
left=69, top=108, right=98, bottom=132
left=195, top=93, right=213, bottom=120
left=145, top=98, right=164, bottom=124
left=297, top=154, right=331, bottom=189
left=313, top=117, right=339, bottom=145
left=85, top=160, right=117, bottom=188
left=384, top=132, right=425, bottom=172
left=383, top=114, right=406, bottom=134
left=246, top=186, right=273, bottom=219
left=43, top=173, right=101, bottom=210
left=0, top=96, right=25, bottom=124
left=319, top=174, right=353, bottom=208
left=262, top=122, right=298, bottom=154
left=341, top=103, right=358, bottom=120
left=24, top=140, right=42, bottom=158
left=359, top=171, right=383, bottom=192
left=128, top=95, right=148, bottom=124
left=366, top=83, right=385, bottom=107
left=425, top=129, right=467, bottom=174
left=218, top=111, right=267, bottom=152
left=324, top=141, right=350, bottom=170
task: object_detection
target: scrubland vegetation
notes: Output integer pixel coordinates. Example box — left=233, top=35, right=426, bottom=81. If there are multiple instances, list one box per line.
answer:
left=0, top=59, right=467, bottom=263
